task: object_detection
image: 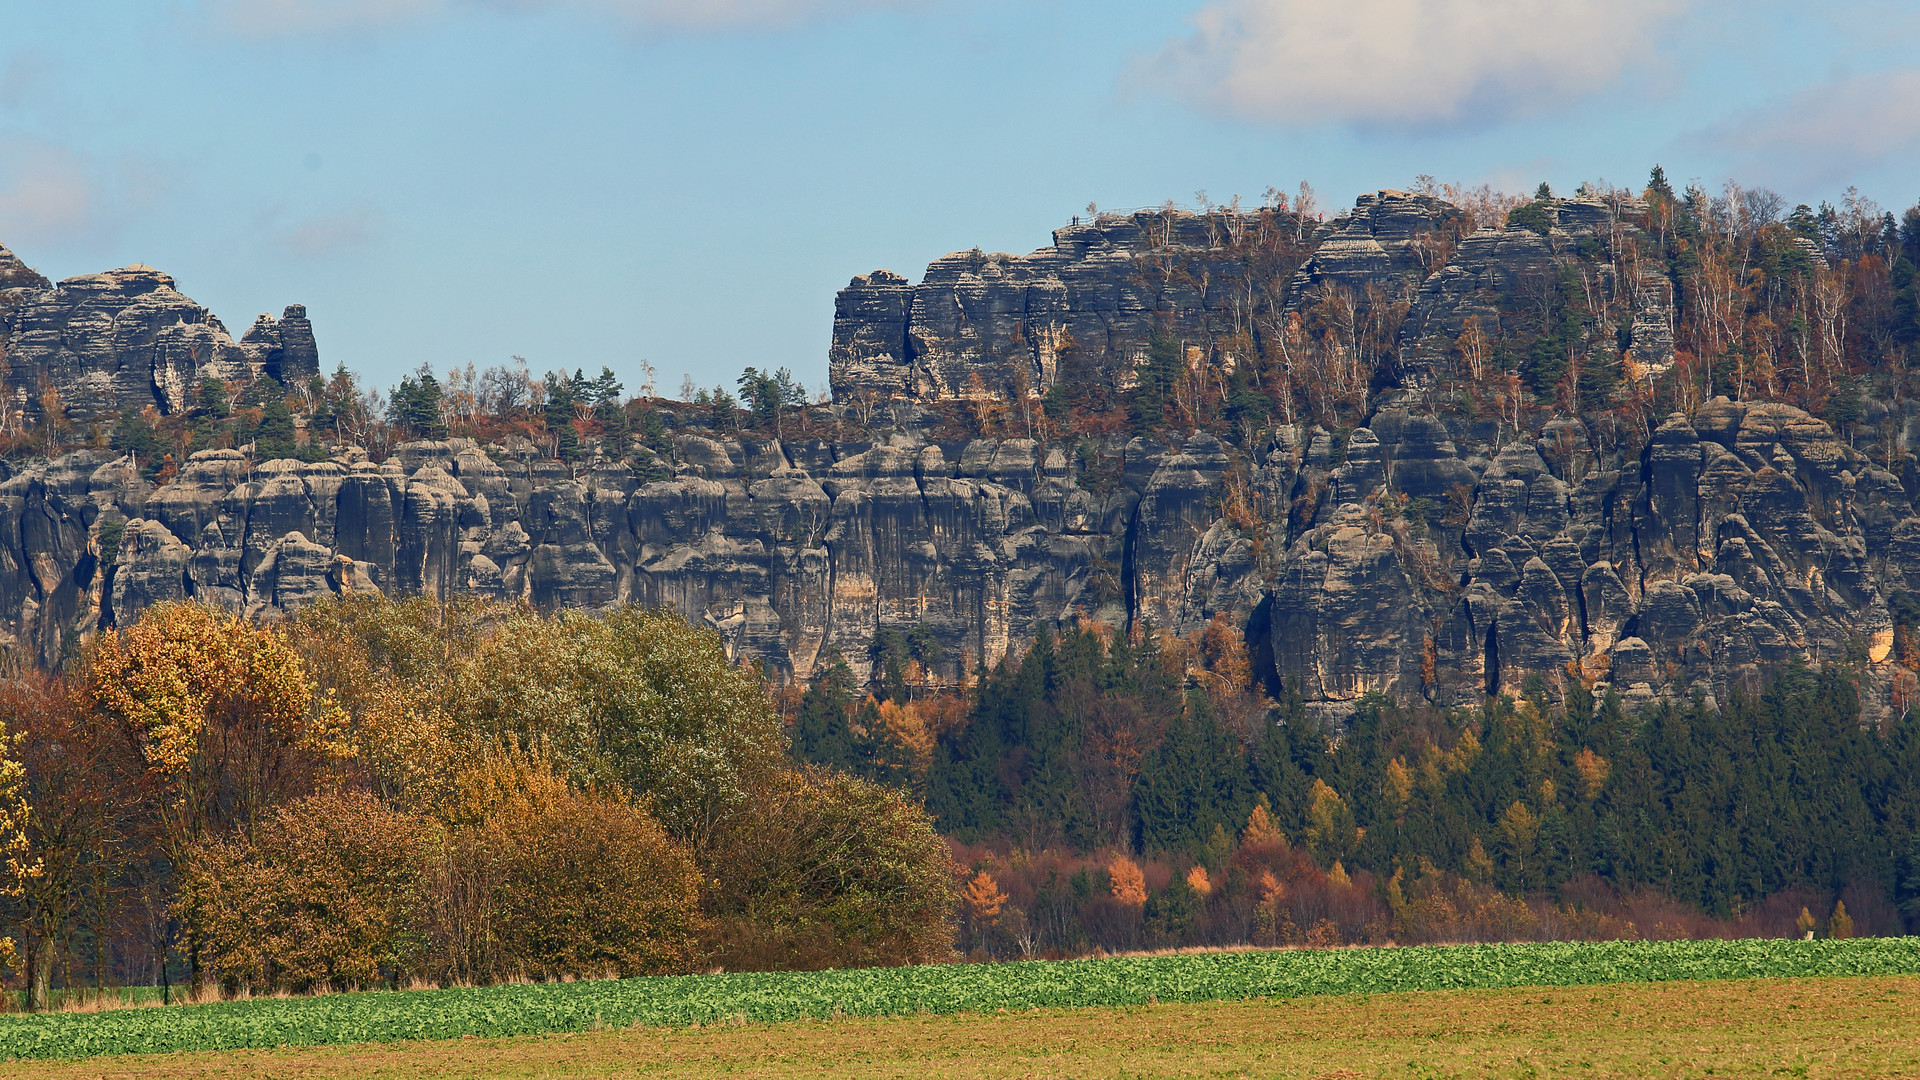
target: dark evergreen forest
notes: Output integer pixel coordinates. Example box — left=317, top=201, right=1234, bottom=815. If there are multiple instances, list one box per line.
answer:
left=793, top=624, right=1920, bottom=955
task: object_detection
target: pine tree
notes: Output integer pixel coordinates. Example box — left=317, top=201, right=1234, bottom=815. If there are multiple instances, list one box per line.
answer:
left=1128, top=334, right=1183, bottom=429
left=1132, top=691, right=1251, bottom=854
left=793, top=653, right=858, bottom=770
left=1646, top=165, right=1673, bottom=201
left=386, top=364, right=446, bottom=439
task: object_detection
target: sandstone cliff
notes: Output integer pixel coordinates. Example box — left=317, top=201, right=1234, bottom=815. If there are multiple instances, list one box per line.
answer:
left=1, top=191, right=1914, bottom=718
left=0, top=251, right=317, bottom=424
left=5, top=389, right=1906, bottom=718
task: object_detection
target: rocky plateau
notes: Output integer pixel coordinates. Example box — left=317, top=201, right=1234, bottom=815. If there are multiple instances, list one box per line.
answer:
left=2, top=194, right=1916, bottom=718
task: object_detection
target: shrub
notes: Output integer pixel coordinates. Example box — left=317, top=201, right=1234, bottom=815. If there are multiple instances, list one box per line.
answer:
left=175, top=793, right=439, bottom=993
left=426, top=769, right=705, bottom=983
left=706, top=766, right=955, bottom=971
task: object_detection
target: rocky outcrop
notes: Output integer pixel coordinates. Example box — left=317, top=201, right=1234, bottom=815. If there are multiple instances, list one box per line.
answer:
left=0, top=193, right=1908, bottom=717
left=5, top=389, right=1910, bottom=719
left=0, top=249, right=316, bottom=423
left=831, top=205, right=1323, bottom=404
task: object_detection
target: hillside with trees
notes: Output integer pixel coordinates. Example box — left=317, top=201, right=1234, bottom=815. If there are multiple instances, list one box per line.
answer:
left=2, top=169, right=1920, bottom=995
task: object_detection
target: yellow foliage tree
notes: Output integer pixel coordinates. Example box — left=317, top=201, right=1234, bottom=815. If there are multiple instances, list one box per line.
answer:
left=1198, top=613, right=1253, bottom=689
left=1185, top=865, right=1212, bottom=897
left=1304, top=779, right=1356, bottom=862
left=964, top=871, right=1007, bottom=922
left=1382, top=757, right=1413, bottom=818
left=1241, top=800, right=1287, bottom=849
left=84, top=602, right=341, bottom=866
left=1497, top=801, right=1540, bottom=860
left=1573, top=748, right=1610, bottom=801
left=1829, top=900, right=1853, bottom=939
left=1109, top=856, right=1147, bottom=906
left=1465, top=836, right=1495, bottom=883
left=0, top=706, right=32, bottom=979
left=875, top=699, right=940, bottom=780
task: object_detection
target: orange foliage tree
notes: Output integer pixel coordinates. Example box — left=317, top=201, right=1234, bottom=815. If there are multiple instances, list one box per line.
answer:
left=175, top=792, right=440, bottom=993
left=1108, top=856, right=1147, bottom=906
left=83, top=602, right=343, bottom=865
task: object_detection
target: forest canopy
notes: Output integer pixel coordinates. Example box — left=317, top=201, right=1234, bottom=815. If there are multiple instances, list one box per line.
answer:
left=0, top=599, right=955, bottom=1009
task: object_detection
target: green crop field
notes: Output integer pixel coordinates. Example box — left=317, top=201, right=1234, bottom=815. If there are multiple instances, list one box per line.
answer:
left=3, top=937, right=1917, bottom=1061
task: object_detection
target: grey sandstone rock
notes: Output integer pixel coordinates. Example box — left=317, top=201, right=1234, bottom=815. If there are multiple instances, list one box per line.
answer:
left=3, top=194, right=1913, bottom=717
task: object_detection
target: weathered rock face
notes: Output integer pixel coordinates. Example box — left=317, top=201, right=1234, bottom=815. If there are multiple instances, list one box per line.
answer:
left=0, top=194, right=1909, bottom=717
left=7, top=390, right=1910, bottom=719
left=831, top=205, right=1325, bottom=404
left=1381, top=194, right=1682, bottom=391
left=0, top=247, right=316, bottom=423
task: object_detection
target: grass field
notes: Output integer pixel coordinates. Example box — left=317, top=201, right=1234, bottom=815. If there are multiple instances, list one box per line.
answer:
left=3, top=974, right=1915, bottom=1079
left=3, top=937, right=1919, bottom=1060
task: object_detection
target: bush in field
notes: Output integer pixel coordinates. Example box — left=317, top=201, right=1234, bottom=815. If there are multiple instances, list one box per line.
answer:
left=706, top=766, right=955, bottom=971
left=175, top=793, right=439, bottom=993
left=427, top=757, right=705, bottom=982
left=449, top=606, right=787, bottom=851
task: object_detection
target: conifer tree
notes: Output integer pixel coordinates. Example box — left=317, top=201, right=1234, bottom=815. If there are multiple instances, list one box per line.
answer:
left=793, top=653, right=857, bottom=771
left=1131, top=691, right=1252, bottom=854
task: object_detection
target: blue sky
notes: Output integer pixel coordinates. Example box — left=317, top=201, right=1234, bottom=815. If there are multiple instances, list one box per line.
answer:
left=3, top=0, right=1919, bottom=398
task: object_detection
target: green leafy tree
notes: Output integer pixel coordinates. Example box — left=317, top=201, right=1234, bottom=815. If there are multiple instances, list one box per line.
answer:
left=446, top=606, right=787, bottom=854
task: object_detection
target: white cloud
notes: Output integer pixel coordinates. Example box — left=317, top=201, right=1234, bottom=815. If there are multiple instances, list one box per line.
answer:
left=1143, top=0, right=1686, bottom=128
left=212, top=0, right=904, bottom=36
left=275, top=206, right=388, bottom=257
left=1700, top=68, right=1920, bottom=186
left=0, top=139, right=103, bottom=250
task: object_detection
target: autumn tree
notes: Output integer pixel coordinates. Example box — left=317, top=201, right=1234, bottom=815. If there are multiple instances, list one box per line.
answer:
left=705, top=765, right=954, bottom=971
left=84, top=604, right=339, bottom=856
left=1108, top=856, right=1147, bottom=906
left=0, top=681, right=36, bottom=1000
left=446, top=605, right=786, bottom=854
left=82, top=602, right=343, bottom=981
left=1, top=672, right=137, bottom=1010
left=430, top=771, right=705, bottom=983
left=174, top=793, right=440, bottom=993
left=286, top=596, right=498, bottom=816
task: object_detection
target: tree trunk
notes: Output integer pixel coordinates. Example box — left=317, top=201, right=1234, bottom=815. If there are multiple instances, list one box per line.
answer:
left=26, top=933, right=54, bottom=1012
